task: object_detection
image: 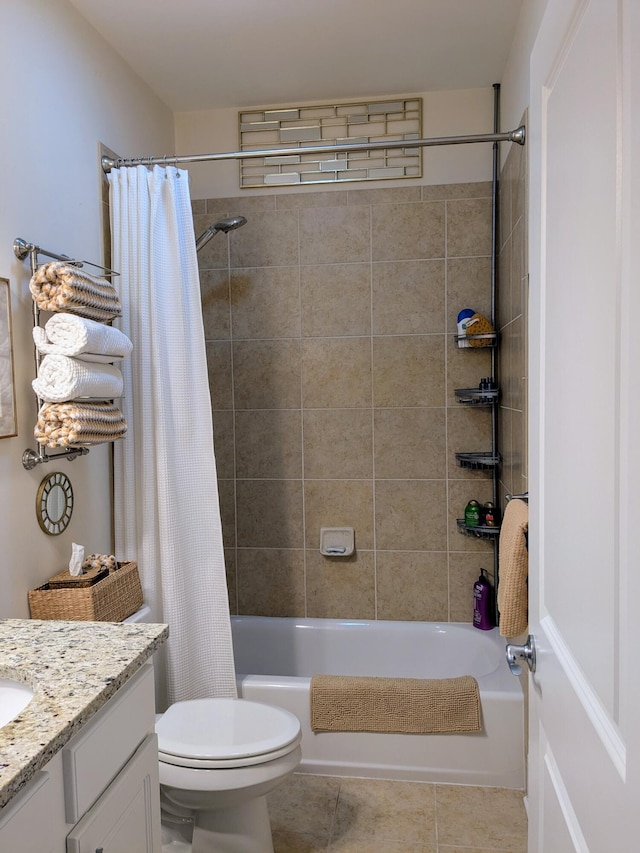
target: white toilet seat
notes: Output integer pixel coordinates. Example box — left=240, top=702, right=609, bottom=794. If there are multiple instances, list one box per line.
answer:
left=156, top=697, right=301, bottom=770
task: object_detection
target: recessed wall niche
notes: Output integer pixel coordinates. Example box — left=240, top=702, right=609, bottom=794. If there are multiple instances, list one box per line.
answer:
left=239, top=98, right=422, bottom=188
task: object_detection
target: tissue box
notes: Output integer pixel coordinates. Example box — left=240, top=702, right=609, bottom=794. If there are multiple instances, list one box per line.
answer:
left=28, top=561, right=142, bottom=622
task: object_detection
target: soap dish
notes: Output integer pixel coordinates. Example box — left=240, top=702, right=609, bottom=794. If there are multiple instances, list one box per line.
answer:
left=320, top=527, right=355, bottom=557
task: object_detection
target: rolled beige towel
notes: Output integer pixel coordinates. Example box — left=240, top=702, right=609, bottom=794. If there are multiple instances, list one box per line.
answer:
left=35, top=401, right=127, bottom=447
left=30, top=262, right=121, bottom=322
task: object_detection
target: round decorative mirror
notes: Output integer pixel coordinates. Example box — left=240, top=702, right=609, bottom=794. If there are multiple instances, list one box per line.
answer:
left=36, top=471, right=73, bottom=535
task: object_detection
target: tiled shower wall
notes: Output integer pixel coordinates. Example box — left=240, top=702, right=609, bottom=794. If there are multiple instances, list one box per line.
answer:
left=498, top=116, right=528, bottom=505
left=194, top=183, right=498, bottom=622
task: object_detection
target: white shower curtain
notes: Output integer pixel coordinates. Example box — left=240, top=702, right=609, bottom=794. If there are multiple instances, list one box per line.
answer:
left=108, top=164, right=237, bottom=705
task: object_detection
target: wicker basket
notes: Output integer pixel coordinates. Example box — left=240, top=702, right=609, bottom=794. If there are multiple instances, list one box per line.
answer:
left=28, top=561, right=143, bottom=622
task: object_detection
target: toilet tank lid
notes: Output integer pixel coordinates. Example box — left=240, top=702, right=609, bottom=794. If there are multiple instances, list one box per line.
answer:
left=155, top=697, right=301, bottom=760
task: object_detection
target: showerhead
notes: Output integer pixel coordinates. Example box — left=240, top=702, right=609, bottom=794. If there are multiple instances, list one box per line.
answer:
left=195, top=215, right=247, bottom=251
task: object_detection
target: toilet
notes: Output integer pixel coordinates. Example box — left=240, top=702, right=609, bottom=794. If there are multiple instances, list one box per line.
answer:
left=124, top=606, right=302, bottom=853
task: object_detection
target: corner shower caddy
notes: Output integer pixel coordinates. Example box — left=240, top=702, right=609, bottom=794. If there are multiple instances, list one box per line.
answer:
left=453, top=86, right=503, bottom=621
left=13, top=237, right=120, bottom=471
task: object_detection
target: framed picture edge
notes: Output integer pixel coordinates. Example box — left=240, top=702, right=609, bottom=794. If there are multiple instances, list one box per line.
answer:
left=0, top=276, right=18, bottom=439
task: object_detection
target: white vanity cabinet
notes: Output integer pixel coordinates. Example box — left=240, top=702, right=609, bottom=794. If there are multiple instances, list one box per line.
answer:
left=0, top=661, right=161, bottom=853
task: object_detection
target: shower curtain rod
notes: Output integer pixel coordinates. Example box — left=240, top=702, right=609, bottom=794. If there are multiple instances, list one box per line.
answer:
left=101, top=125, right=525, bottom=172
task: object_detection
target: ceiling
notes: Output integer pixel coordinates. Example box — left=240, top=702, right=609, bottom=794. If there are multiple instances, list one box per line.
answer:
left=69, top=0, right=523, bottom=113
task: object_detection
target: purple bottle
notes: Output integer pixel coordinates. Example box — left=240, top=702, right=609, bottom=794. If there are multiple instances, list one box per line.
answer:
left=473, top=569, right=495, bottom=630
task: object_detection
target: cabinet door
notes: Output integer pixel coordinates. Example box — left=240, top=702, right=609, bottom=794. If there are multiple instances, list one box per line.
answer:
left=0, top=768, right=61, bottom=853
left=66, top=734, right=161, bottom=853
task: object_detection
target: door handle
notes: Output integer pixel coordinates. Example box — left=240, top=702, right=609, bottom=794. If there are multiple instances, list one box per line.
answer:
left=505, top=634, right=536, bottom=675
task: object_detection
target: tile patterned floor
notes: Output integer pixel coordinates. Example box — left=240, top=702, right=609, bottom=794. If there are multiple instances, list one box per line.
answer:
left=267, top=773, right=528, bottom=853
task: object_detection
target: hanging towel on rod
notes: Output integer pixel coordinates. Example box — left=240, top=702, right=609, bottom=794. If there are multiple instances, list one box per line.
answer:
left=33, top=313, right=132, bottom=362
left=29, top=261, right=122, bottom=321
left=32, top=354, right=124, bottom=402
left=497, top=498, right=529, bottom=637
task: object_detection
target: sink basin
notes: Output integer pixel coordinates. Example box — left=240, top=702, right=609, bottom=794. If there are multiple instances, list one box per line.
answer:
left=0, top=677, right=34, bottom=729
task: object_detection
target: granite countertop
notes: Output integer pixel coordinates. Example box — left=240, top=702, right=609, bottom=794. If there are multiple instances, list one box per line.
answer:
left=0, top=618, right=168, bottom=809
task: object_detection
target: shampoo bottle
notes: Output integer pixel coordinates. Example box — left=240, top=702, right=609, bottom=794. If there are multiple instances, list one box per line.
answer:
left=473, top=568, right=495, bottom=630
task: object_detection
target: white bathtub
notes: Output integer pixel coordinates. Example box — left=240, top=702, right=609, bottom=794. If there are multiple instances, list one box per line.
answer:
left=232, top=616, right=524, bottom=789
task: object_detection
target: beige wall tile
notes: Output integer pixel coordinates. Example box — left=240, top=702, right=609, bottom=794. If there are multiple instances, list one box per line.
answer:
left=446, top=343, right=492, bottom=407
left=203, top=199, right=239, bottom=218
left=372, top=260, right=445, bottom=335
left=348, top=186, right=421, bottom=206
left=275, top=190, right=347, bottom=210
left=446, top=406, right=493, bottom=480
left=373, top=335, right=445, bottom=407
left=235, top=410, right=302, bottom=479
left=511, top=138, right=527, bottom=234
left=374, top=408, right=446, bottom=479
left=499, top=150, right=514, bottom=250
left=447, top=257, right=492, bottom=328
left=375, top=480, right=447, bottom=551
left=195, top=181, right=502, bottom=623
left=301, top=263, right=371, bottom=337
left=299, top=205, right=371, bottom=264
left=304, top=479, right=374, bottom=550
left=447, top=479, right=495, bottom=554
left=195, top=213, right=229, bottom=270
left=211, top=409, right=235, bottom=480
left=217, top=478, right=236, bottom=549
left=230, top=266, right=300, bottom=340
left=446, top=198, right=492, bottom=258
left=448, top=552, right=495, bottom=623
left=500, top=316, right=524, bottom=411
left=224, top=548, right=237, bottom=615
left=233, top=339, right=302, bottom=409
left=498, top=404, right=514, bottom=498
left=201, top=269, right=231, bottom=340
left=371, top=202, right=445, bottom=261
left=210, top=195, right=275, bottom=216
left=497, top=239, right=512, bottom=327
left=303, top=409, right=373, bottom=479
left=205, top=340, right=233, bottom=410
left=236, top=548, right=305, bottom=617
left=231, top=209, right=299, bottom=268
left=509, top=409, right=525, bottom=491
left=422, top=182, right=492, bottom=201
left=306, top=550, right=375, bottom=619
left=236, top=479, right=304, bottom=548
left=302, top=337, right=372, bottom=408
left=377, top=551, right=448, bottom=621
left=511, top=216, right=525, bottom=320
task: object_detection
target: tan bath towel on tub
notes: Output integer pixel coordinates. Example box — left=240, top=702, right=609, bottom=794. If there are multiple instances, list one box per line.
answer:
left=310, top=675, right=481, bottom=734
left=497, top=498, right=529, bottom=637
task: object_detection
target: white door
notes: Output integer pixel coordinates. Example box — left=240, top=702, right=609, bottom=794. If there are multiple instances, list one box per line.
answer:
left=528, top=0, right=640, bottom=850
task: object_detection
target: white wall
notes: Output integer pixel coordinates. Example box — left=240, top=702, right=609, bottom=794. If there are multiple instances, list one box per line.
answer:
left=500, top=0, right=549, bottom=142
left=175, top=87, right=496, bottom=200
left=0, top=0, right=173, bottom=617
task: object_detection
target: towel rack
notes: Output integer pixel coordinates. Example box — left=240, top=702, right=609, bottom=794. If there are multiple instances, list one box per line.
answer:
left=505, top=492, right=529, bottom=502
left=13, top=237, right=120, bottom=470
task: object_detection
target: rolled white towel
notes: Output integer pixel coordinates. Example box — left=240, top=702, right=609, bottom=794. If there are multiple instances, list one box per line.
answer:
left=32, top=354, right=124, bottom=402
left=33, top=314, right=132, bottom=363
